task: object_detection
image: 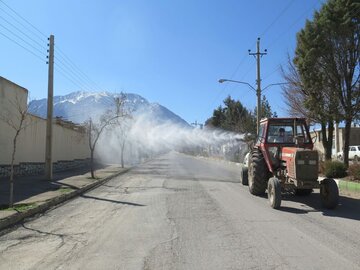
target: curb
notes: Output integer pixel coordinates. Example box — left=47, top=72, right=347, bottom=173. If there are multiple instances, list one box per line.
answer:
left=0, top=168, right=130, bottom=232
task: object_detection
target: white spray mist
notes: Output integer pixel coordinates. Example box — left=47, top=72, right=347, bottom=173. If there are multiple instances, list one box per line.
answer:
left=96, top=112, right=248, bottom=165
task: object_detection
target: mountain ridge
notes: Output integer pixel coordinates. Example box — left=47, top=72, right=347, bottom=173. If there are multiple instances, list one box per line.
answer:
left=28, top=91, right=189, bottom=127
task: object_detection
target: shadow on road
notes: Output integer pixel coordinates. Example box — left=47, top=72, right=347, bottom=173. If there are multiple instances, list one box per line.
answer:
left=80, top=194, right=146, bottom=207
left=275, top=206, right=311, bottom=214
left=0, top=165, right=105, bottom=206
left=278, top=193, right=360, bottom=221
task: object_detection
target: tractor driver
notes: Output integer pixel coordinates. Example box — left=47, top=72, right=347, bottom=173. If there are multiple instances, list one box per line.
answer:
left=276, top=127, right=286, bottom=143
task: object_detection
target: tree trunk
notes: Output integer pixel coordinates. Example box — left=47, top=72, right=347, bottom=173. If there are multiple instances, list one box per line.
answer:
left=320, top=122, right=332, bottom=161
left=325, top=121, right=334, bottom=160
left=9, top=130, right=20, bottom=208
left=88, top=119, right=96, bottom=179
left=9, top=165, right=14, bottom=208
left=121, top=142, right=125, bottom=168
left=343, top=118, right=352, bottom=167
left=90, top=149, right=95, bottom=179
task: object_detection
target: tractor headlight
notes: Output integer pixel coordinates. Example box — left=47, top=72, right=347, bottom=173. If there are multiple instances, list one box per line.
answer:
left=297, top=160, right=305, bottom=165
left=309, top=160, right=317, bottom=165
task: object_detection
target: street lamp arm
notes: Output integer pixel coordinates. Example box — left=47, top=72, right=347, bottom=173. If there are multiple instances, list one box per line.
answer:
left=218, top=79, right=256, bottom=92
left=262, top=82, right=289, bottom=91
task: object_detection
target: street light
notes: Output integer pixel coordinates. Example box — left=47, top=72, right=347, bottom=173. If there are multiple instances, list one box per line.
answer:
left=262, top=83, right=288, bottom=91
left=218, top=78, right=287, bottom=134
left=218, top=79, right=256, bottom=92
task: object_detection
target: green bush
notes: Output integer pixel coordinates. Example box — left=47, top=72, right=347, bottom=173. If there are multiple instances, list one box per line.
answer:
left=324, top=160, right=347, bottom=178
left=319, top=161, right=325, bottom=174
left=348, top=164, right=360, bottom=180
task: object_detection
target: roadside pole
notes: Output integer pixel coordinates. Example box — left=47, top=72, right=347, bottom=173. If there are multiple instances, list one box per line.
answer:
left=249, top=38, right=267, bottom=134
left=45, top=35, right=54, bottom=180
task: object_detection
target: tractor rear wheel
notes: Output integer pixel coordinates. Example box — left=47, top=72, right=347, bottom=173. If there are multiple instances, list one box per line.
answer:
left=248, top=148, right=268, bottom=195
left=240, top=167, right=248, bottom=186
left=320, top=178, right=339, bottom=209
left=268, top=177, right=281, bottom=209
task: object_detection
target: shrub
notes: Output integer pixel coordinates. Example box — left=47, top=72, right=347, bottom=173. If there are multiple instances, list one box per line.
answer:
left=348, top=163, right=360, bottom=181
left=319, top=160, right=325, bottom=174
left=324, top=160, right=347, bottom=178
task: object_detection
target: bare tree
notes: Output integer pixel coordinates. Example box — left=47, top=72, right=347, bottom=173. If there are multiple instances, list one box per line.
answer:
left=85, top=95, right=129, bottom=178
left=0, top=93, right=30, bottom=207
left=281, top=56, right=338, bottom=160
left=116, top=119, right=132, bottom=168
left=281, top=56, right=314, bottom=121
left=86, top=114, right=118, bottom=179
left=114, top=94, right=133, bottom=168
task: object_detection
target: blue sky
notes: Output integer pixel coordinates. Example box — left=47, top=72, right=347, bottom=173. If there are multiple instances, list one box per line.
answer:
left=0, top=0, right=324, bottom=125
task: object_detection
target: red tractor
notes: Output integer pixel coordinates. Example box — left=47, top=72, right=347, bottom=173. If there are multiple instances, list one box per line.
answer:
left=240, top=118, right=339, bottom=209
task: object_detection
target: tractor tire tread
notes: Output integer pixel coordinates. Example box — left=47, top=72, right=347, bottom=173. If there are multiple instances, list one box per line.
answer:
left=249, top=148, right=268, bottom=195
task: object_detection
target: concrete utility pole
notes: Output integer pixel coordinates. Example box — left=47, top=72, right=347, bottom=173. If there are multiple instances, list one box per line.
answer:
left=249, top=37, right=267, bottom=134
left=45, top=35, right=54, bottom=180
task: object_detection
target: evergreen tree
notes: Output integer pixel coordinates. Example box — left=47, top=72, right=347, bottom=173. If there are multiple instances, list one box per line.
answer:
left=291, top=0, right=359, bottom=163
left=253, top=95, right=278, bottom=120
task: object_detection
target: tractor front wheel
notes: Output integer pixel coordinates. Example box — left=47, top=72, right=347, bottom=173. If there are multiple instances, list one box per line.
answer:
left=268, top=177, right=281, bottom=209
left=248, top=148, right=268, bottom=196
left=320, top=178, right=339, bottom=209
left=240, top=167, right=248, bottom=186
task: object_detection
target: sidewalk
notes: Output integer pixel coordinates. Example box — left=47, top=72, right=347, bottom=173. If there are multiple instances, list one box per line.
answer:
left=0, top=165, right=130, bottom=232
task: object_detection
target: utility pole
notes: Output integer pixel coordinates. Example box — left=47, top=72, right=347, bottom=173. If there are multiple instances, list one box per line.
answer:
left=249, top=37, right=267, bottom=134
left=45, top=35, right=54, bottom=180
left=191, top=120, right=203, bottom=129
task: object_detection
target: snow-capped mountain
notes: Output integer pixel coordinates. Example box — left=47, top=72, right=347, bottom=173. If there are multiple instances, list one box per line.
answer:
left=28, top=91, right=190, bottom=127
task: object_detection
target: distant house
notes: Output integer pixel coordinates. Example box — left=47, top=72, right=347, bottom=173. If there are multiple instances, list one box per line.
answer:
left=309, top=125, right=360, bottom=160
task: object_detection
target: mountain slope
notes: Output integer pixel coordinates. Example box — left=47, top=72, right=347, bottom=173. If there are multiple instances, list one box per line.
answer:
left=28, top=91, right=189, bottom=127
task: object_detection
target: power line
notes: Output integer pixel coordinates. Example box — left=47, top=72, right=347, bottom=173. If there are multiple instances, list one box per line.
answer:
left=0, top=15, right=47, bottom=51
left=54, top=57, right=98, bottom=92
left=55, top=64, right=92, bottom=92
left=206, top=42, right=258, bottom=117
left=0, top=1, right=106, bottom=95
left=259, top=2, right=321, bottom=82
left=262, top=65, right=282, bottom=82
left=0, top=14, right=95, bottom=92
left=55, top=45, right=104, bottom=91
left=0, top=30, right=45, bottom=62
left=266, top=1, right=319, bottom=50
left=228, top=53, right=250, bottom=80
left=0, top=22, right=46, bottom=57
left=0, top=0, right=47, bottom=39
left=259, top=0, right=295, bottom=39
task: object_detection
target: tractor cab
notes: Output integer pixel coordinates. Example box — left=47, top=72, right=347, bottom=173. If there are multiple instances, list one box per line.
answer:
left=257, top=118, right=313, bottom=172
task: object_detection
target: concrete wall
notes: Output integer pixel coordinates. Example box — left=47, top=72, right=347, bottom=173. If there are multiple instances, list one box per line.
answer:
left=0, top=77, right=90, bottom=172
left=0, top=77, right=28, bottom=164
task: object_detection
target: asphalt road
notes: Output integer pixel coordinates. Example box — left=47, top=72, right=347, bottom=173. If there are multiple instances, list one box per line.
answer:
left=0, top=152, right=359, bottom=270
